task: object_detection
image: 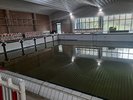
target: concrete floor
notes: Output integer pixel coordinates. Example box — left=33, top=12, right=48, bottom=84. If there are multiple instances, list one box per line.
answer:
left=26, top=92, right=49, bottom=100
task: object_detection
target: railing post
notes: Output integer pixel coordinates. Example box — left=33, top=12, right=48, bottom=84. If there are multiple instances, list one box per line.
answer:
left=20, top=40, right=25, bottom=56
left=57, top=34, right=60, bottom=45
left=19, top=81, right=26, bottom=100
left=8, top=78, right=14, bottom=100
left=7, top=78, right=12, bottom=86
left=52, top=35, right=54, bottom=46
left=44, top=36, right=47, bottom=48
left=2, top=42, right=8, bottom=61
left=33, top=38, right=37, bottom=52
left=0, top=75, right=3, bottom=100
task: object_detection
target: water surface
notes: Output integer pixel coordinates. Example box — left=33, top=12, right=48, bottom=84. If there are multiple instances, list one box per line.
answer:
left=5, top=41, right=133, bottom=100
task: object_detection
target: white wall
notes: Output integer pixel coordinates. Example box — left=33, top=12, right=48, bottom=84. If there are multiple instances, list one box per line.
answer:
left=59, top=34, right=133, bottom=42
left=0, top=35, right=58, bottom=53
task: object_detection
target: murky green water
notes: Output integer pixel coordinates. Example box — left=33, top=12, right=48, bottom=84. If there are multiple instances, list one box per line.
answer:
left=5, top=42, right=133, bottom=100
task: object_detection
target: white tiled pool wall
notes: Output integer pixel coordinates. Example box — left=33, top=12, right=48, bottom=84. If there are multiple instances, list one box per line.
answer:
left=0, top=35, right=58, bottom=53
left=1, top=33, right=133, bottom=54
left=0, top=71, right=103, bottom=100
left=59, top=34, right=133, bottom=42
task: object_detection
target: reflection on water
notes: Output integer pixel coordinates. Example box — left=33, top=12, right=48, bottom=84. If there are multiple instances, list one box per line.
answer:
left=5, top=43, right=133, bottom=100
left=76, top=47, right=133, bottom=60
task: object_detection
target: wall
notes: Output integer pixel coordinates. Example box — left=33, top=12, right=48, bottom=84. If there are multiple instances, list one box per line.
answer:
left=0, top=10, right=7, bottom=33
left=0, top=35, right=58, bottom=53
left=52, top=17, right=73, bottom=33
left=0, top=9, right=50, bottom=34
left=59, top=34, right=133, bottom=42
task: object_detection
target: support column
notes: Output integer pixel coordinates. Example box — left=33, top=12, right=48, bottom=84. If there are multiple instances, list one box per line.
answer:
left=5, top=10, right=10, bottom=34
left=70, top=17, right=74, bottom=33
left=99, top=16, right=104, bottom=30
left=98, top=48, right=102, bottom=59
left=32, top=13, right=37, bottom=31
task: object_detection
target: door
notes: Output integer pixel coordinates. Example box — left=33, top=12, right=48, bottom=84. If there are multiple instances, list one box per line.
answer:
left=57, top=23, right=62, bottom=34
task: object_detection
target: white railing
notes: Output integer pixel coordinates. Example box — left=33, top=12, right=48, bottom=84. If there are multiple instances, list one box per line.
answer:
left=0, top=75, right=26, bottom=100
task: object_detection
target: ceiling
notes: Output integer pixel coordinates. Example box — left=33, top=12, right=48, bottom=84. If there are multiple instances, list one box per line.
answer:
left=22, top=0, right=133, bottom=14
left=0, top=0, right=133, bottom=19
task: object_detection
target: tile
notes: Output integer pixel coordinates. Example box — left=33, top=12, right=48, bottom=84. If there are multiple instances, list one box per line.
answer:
left=48, top=83, right=57, bottom=88
left=80, top=93, right=92, bottom=100
left=46, top=88, right=52, bottom=98
left=55, top=85, right=64, bottom=91
left=62, top=93, right=68, bottom=100
left=67, top=95, right=73, bottom=100
left=43, top=82, right=49, bottom=86
left=72, top=97, right=78, bottom=100
left=63, top=88, right=73, bottom=94
left=71, top=91, right=81, bottom=96
left=50, top=90, right=56, bottom=99
left=39, top=86, right=45, bottom=96
left=43, top=87, right=49, bottom=97
left=54, top=91, right=60, bottom=100
left=58, top=92, right=64, bottom=100
left=91, top=97, right=103, bottom=100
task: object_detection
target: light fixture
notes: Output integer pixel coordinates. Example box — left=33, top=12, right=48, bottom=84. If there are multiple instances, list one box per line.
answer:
left=97, top=59, right=102, bottom=66
left=69, top=12, right=74, bottom=19
left=69, top=13, right=73, bottom=16
left=58, top=45, right=63, bottom=52
left=99, top=8, right=102, bottom=12
left=98, top=8, right=104, bottom=16
left=71, top=56, right=75, bottom=62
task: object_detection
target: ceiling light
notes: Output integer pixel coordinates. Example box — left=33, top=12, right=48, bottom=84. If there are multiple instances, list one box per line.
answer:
left=98, top=8, right=104, bottom=16
left=69, top=12, right=74, bottom=19
left=69, top=13, right=73, bottom=16
left=99, top=8, right=102, bottom=12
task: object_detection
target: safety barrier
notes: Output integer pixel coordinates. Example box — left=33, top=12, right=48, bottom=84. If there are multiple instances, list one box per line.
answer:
left=0, top=75, right=26, bottom=100
left=24, top=31, right=43, bottom=38
left=0, top=70, right=103, bottom=100
left=0, top=34, right=58, bottom=61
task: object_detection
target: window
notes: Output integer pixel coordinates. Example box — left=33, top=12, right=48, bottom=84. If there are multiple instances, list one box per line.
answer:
left=103, top=13, right=133, bottom=32
left=102, top=47, right=133, bottom=60
left=74, top=17, right=99, bottom=29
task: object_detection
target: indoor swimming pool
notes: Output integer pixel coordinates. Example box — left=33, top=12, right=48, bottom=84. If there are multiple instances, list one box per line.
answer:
left=4, top=41, right=133, bottom=100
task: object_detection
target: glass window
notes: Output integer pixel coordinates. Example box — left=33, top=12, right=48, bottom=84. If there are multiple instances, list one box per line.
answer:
left=109, top=15, right=114, bottom=21
left=114, top=20, right=119, bottom=30
left=114, top=15, right=119, bottom=20
left=103, top=13, right=133, bottom=32
left=86, top=22, right=90, bottom=29
left=86, top=18, right=89, bottom=23
left=120, top=14, right=126, bottom=19
left=108, top=21, right=114, bottom=28
left=129, top=54, right=133, bottom=59
left=119, top=20, right=125, bottom=30
left=123, top=54, right=128, bottom=59
left=74, top=17, right=99, bottom=30
left=125, top=19, right=131, bottom=30
left=94, top=21, right=99, bottom=28
left=90, top=17, right=93, bottom=22
left=129, top=49, right=133, bottom=53
left=126, top=14, right=132, bottom=19
left=90, top=22, right=94, bottom=28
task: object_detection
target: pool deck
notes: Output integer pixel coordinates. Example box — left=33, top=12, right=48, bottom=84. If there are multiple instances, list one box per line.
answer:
left=27, top=92, right=49, bottom=100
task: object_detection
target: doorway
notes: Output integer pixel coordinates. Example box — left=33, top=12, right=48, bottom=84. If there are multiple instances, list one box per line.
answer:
left=57, top=23, right=61, bottom=34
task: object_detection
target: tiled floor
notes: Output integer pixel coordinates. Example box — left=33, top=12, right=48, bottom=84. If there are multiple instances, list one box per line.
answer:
left=26, top=92, right=49, bottom=100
